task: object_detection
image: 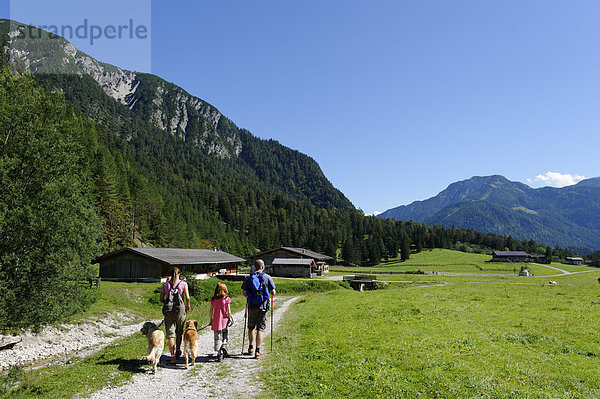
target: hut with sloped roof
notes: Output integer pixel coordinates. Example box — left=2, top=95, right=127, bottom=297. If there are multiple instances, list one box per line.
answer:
left=94, top=248, right=245, bottom=282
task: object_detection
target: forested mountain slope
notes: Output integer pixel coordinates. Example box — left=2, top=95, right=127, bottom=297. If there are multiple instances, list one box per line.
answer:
left=379, top=175, right=600, bottom=251
left=0, top=19, right=351, bottom=211
left=0, top=19, right=356, bottom=255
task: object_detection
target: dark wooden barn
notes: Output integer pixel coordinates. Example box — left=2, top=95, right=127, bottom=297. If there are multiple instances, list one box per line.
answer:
left=490, top=251, right=548, bottom=263
left=94, top=248, right=245, bottom=282
left=490, top=251, right=532, bottom=263
left=270, top=258, right=316, bottom=278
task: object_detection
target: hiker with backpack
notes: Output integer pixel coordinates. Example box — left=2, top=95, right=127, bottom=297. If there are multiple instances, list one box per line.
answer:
left=160, top=267, right=191, bottom=364
left=241, top=259, right=276, bottom=359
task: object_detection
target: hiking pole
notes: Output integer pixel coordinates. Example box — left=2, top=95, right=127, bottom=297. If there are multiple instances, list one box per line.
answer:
left=270, top=295, right=274, bottom=352
left=241, top=300, right=248, bottom=355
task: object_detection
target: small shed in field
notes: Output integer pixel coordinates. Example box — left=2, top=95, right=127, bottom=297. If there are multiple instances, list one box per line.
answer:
left=250, top=247, right=333, bottom=277
left=94, top=248, right=245, bottom=282
left=518, top=268, right=531, bottom=276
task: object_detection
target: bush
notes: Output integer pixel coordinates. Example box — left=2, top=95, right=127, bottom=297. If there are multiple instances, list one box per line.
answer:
left=275, top=280, right=343, bottom=295
left=181, top=273, right=205, bottom=299
left=182, top=275, right=243, bottom=302
left=149, top=290, right=161, bottom=305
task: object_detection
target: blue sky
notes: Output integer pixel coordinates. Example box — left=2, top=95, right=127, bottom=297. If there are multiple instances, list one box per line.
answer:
left=4, top=1, right=600, bottom=214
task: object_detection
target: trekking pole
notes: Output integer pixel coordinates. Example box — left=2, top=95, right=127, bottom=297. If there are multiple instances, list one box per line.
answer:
left=241, top=300, right=248, bottom=355
left=270, top=295, right=274, bottom=352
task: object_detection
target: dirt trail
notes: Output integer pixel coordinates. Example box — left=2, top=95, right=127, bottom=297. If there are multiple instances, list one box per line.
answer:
left=86, top=296, right=299, bottom=399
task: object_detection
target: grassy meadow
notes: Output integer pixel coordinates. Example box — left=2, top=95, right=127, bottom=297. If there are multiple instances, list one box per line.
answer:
left=331, top=249, right=594, bottom=277
left=265, top=250, right=600, bottom=398
left=4, top=251, right=600, bottom=398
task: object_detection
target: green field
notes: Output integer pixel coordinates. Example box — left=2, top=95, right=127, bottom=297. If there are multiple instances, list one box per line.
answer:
left=264, top=250, right=600, bottom=398
left=330, top=249, right=598, bottom=277
left=264, top=274, right=600, bottom=398
left=5, top=251, right=600, bottom=398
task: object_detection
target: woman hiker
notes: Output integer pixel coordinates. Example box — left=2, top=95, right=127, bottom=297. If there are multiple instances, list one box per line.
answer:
left=160, top=267, right=191, bottom=364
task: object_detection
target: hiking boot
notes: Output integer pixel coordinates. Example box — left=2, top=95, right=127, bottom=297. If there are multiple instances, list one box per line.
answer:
left=169, top=355, right=176, bottom=365
left=247, top=347, right=254, bottom=356
left=175, top=349, right=182, bottom=359
left=254, top=351, right=262, bottom=359
left=217, top=351, right=223, bottom=362
left=221, top=347, right=229, bottom=358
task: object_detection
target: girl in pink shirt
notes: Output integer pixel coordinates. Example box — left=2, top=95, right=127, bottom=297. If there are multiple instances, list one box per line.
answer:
left=210, top=282, right=231, bottom=361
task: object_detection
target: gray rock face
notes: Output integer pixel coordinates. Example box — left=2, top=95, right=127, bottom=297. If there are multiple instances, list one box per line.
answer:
left=4, top=22, right=139, bottom=103
left=3, top=19, right=241, bottom=159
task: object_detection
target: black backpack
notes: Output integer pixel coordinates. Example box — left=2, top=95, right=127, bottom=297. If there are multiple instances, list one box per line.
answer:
left=162, top=281, right=184, bottom=317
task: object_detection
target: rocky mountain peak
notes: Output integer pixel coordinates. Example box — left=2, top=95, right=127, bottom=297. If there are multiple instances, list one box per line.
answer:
left=1, top=19, right=239, bottom=159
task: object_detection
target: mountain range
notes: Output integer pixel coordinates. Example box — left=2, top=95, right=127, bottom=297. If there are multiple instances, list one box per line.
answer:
left=378, top=175, right=600, bottom=252
left=2, top=19, right=590, bottom=260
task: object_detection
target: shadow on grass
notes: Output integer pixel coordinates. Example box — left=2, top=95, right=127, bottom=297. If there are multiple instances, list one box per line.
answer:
left=97, top=358, right=147, bottom=373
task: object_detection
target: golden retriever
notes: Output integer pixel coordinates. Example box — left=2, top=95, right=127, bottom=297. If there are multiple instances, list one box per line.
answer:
left=183, top=319, right=199, bottom=368
left=140, top=321, right=164, bottom=373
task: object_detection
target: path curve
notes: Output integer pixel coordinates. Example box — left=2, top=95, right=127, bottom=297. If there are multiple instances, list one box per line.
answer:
left=528, top=263, right=599, bottom=278
left=86, top=296, right=299, bottom=399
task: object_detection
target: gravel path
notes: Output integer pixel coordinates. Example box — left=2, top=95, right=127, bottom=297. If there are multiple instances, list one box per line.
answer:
left=86, top=296, right=299, bottom=399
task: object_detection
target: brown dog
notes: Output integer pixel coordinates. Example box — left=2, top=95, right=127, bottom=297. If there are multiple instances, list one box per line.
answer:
left=141, top=321, right=164, bottom=373
left=183, top=319, right=199, bottom=368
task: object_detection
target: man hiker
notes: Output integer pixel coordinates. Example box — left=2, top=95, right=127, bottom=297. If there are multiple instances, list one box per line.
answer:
left=160, top=267, right=191, bottom=364
left=242, top=259, right=276, bottom=359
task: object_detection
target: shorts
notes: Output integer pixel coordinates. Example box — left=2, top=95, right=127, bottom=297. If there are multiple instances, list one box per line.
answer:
left=164, top=314, right=186, bottom=339
left=247, top=307, right=268, bottom=332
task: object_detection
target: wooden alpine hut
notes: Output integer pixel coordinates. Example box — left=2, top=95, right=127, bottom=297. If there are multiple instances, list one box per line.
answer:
left=94, top=247, right=245, bottom=282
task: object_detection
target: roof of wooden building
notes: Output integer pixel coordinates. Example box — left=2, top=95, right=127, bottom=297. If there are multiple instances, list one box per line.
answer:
left=253, top=247, right=333, bottom=261
left=94, top=247, right=245, bottom=265
left=272, top=258, right=315, bottom=266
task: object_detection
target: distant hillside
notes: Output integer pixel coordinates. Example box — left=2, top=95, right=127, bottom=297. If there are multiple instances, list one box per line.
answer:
left=378, top=175, right=600, bottom=251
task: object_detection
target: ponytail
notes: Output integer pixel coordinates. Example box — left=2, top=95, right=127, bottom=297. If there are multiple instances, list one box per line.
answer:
left=169, top=267, right=181, bottom=283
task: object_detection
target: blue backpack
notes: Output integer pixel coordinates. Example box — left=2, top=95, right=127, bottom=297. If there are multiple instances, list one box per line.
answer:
left=246, top=273, right=269, bottom=305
